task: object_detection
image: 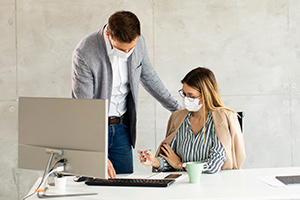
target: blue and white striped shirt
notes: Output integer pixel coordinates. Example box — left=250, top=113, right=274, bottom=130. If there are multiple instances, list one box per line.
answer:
left=156, top=111, right=226, bottom=173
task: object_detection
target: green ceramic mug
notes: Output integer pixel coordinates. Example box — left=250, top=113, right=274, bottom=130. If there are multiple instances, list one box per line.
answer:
left=186, top=162, right=208, bottom=183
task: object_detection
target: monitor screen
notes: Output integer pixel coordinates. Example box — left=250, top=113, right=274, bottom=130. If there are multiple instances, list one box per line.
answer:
left=18, top=97, right=108, bottom=179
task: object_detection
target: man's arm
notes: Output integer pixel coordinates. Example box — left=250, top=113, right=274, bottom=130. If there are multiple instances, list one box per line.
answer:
left=71, top=49, right=94, bottom=99
left=139, top=37, right=181, bottom=112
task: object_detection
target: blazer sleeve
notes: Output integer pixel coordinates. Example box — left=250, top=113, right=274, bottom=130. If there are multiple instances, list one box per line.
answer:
left=154, top=110, right=189, bottom=157
left=227, top=112, right=246, bottom=169
left=71, top=49, right=94, bottom=99
left=154, top=112, right=176, bottom=157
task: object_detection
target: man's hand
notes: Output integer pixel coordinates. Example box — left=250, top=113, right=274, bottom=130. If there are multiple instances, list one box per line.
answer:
left=107, top=158, right=116, bottom=179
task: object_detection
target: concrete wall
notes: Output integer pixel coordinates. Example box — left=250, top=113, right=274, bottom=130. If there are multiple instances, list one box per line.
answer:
left=0, top=0, right=299, bottom=199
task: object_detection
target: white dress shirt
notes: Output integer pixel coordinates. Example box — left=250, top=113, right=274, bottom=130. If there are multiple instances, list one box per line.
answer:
left=104, top=27, right=135, bottom=117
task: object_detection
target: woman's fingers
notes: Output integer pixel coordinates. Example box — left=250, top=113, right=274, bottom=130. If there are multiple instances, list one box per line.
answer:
left=163, top=143, right=173, bottom=152
left=161, top=145, right=169, bottom=155
left=161, top=143, right=175, bottom=156
left=138, top=150, right=147, bottom=158
left=137, top=150, right=143, bottom=154
left=159, top=153, right=167, bottom=161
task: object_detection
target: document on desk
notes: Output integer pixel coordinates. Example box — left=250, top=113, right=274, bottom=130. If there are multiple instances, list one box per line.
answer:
left=256, top=176, right=286, bottom=187
left=117, top=172, right=187, bottom=181
left=116, top=173, right=151, bottom=179
left=256, top=175, right=300, bottom=188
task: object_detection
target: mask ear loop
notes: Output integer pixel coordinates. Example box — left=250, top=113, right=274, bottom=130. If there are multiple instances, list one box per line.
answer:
left=201, top=96, right=206, bottom=145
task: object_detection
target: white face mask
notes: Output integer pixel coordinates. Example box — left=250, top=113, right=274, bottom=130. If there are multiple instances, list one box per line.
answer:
left=183, top=97, right=203, bottom=112
left=112, top=47, right=132, bottom=59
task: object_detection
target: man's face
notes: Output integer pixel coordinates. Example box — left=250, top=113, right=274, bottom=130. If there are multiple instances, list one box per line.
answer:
left=105, top=31, right=138, bottom=53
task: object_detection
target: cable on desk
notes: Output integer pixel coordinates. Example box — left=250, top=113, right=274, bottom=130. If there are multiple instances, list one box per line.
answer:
left=22, top=159, right=67, bottom=200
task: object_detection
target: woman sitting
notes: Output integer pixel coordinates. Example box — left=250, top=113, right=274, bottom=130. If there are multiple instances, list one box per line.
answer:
left=138, top=67, right=246, bottom=173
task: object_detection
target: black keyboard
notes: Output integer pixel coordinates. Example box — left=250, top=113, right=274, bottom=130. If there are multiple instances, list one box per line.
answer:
left=85, top=178, right=175, bottom=187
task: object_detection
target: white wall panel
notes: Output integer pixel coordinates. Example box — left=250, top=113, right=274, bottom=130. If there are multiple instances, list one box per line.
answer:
left=0, top=102, right=18, bottom=200
left=290, top=0, right=300, bottom=95
left=0, top=0, right=16, bottom=100
left=223, top=95, right=292, bottom=168
left=153, top=0, right=290, bottom=96
left=291, top=95, right=300, bottom=167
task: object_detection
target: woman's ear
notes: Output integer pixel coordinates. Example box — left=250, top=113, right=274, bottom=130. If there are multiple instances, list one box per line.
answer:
left=199, top=95, right=203, bottom=105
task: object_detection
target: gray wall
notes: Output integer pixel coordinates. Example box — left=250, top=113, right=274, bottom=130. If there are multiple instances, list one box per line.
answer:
left=1, top=0, right=299, bottom=199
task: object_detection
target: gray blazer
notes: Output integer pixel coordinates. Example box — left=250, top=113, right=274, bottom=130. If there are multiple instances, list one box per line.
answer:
left=72, top=26, right=181, bottom=147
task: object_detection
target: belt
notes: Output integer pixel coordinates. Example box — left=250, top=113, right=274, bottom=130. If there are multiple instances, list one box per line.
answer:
left=108, top=116, right=122, bottom=126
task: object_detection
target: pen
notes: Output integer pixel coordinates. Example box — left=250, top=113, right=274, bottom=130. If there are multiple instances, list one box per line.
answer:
left=141, top=149, right=151, bottom=156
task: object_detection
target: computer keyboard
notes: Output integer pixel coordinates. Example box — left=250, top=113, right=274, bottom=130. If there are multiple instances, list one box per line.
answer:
left=85, top=178, right=175, bottom=187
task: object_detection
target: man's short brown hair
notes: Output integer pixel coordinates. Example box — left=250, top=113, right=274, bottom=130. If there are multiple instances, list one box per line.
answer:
left=107, top=11, right=141, bottom=43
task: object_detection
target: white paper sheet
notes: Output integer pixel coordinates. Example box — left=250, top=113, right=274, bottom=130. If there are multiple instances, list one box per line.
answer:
left=256, top=175, right=300, bottom=188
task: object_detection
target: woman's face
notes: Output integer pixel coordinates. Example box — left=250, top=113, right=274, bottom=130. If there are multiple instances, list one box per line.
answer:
left=182, top=83, right=203, bottom=105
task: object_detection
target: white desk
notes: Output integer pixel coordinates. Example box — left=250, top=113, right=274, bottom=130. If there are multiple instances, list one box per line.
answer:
left=25, top=167, right=300, bottom=200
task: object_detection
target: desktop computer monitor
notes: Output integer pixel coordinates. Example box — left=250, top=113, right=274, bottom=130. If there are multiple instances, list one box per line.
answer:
left=18, top=97, right=108, bottom=179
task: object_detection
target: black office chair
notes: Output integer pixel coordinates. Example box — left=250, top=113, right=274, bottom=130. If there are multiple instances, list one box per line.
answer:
left=237, top=111, right=244, bottom=133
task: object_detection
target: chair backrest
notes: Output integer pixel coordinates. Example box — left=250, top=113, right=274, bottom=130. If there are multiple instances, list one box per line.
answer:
left=237, top=111, right=244, bottom=133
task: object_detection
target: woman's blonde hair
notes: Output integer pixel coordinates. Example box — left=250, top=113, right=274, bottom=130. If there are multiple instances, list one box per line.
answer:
left=181, top=67, right=234, bottom=140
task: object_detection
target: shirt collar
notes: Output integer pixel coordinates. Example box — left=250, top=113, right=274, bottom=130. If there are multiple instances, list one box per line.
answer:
left=104, top=26, right=114, bottom=55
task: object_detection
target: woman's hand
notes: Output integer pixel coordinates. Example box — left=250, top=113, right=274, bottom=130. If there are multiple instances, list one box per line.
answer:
left=160, top=143, right=183, bottom=170
left=138, top=150, right=160, bottom=168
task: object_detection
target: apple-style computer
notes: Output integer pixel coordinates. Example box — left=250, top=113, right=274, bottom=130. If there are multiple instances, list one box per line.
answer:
left=18, top=97, right=175, bottom=198
left=18, top=97, right=108, bottom=198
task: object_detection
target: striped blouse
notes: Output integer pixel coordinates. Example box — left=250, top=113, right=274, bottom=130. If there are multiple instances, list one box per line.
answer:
left=156, top=111, right=226, bottom=173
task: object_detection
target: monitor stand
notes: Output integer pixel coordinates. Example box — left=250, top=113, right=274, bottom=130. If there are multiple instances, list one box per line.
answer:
left=36, top=148, right=97, bottom=198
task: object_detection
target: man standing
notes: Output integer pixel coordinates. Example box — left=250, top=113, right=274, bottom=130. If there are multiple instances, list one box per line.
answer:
left=72, top=11, right=181, bottom=178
